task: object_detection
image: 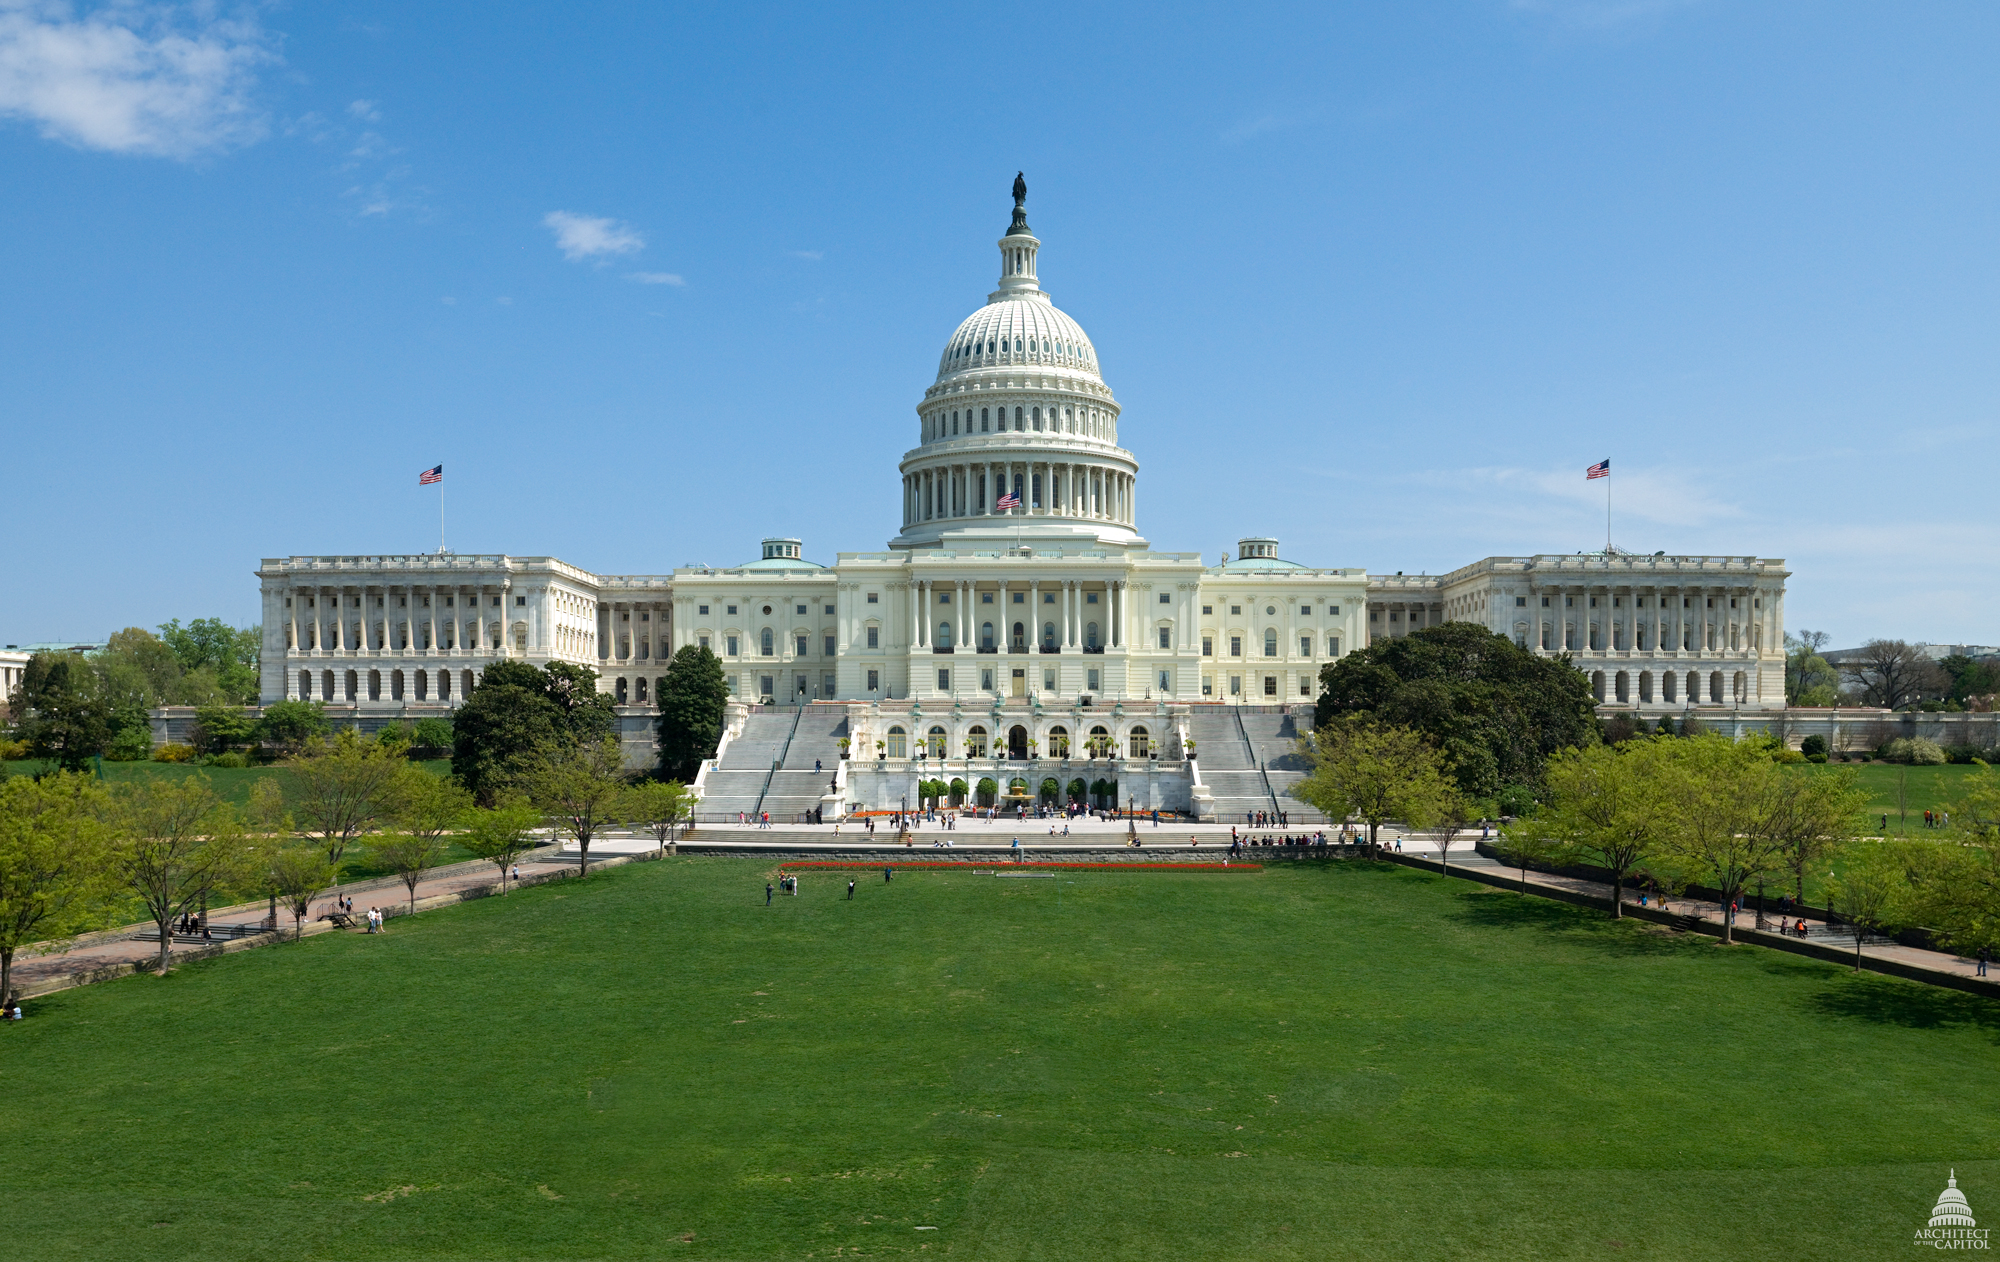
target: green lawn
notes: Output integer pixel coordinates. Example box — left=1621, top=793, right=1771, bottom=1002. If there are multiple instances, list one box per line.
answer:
left=1840, top=762, right=1989, bottom=835
left=2, top=858, right=1994, bottom=1261
left=0, top=758, right=453, bottom=809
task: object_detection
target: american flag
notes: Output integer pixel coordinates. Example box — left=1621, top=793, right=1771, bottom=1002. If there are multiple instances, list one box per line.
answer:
left=419, top=464, right=443, bottom=485
left=1585, top=459, right=1610, bottom=480
left=996, top=490, right=1021, bottom=510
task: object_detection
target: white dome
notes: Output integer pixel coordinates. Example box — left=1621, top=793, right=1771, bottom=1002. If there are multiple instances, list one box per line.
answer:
left=935, top=299, right=1101, bottom=384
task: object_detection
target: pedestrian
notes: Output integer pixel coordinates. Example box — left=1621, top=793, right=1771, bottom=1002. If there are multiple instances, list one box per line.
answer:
left=766, top=882, right=774, bottom=906
left=847, top=880, right=856, bottom=900
left=511, top=864, right=520, bottom=884
left=815, top=759, right=822, bottom=772
left=884, top=866, right=893, bottom=883
left=1980, top=946, right=1991, bottom=978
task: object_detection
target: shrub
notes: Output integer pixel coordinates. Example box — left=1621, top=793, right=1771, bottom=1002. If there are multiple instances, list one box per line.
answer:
left=206, top=751, right=249, bottom=768
left=151, top=742, right=195, bottom=763
left=1806, top=752, right=1829, bottom=764
left=411, top=716, right=455, bottom=753
left=1800, top=734, right=1828, bottom=759
left=1881, top=737, right=1947, bottom=765
left=1944, top=744, right=1987, bottom=765
left=106, top=725, right=154, bottom=761
left=0, top=738, right=28, bottom=760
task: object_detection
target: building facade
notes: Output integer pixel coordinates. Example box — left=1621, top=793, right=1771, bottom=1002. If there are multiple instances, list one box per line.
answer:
left=254, top=183, right=1789, bottom=801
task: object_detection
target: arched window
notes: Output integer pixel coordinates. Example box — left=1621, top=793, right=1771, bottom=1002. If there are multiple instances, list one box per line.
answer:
left=927, top=726, right=947, bottom=758
left=1264, top=629, right=1278, bottom=657
left=1014, top=407, right=1024, bottom=430
left=981, top=622, right=995, bottom=650
left=937, top=621, right=952, bottom=648
left=761, top=628, right=774, bottom=656
left=1015, top=338, right=1024, bottom=353
left=1033, top=406, right=1042, bottom=430
left=951, top=411, right=959, bottom=434
left=886, top=726, right=907, bottom=758
left=1043, top=622, right=1056, bottom=649
left=1128, top=727, right=1151, bottom=759
left=968, top=725, right=988, bottom=757
left=1011, top=622, right=1026, bottom=651
left=981, top=408, right=990, bottom=432
left=1086, top=622, right=1099, bottom=649
left=1048, top=726, right=1070, bottom=757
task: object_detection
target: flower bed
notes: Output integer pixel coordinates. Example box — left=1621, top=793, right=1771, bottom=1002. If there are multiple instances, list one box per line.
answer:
left=774, top=860, right=1260, bottom=873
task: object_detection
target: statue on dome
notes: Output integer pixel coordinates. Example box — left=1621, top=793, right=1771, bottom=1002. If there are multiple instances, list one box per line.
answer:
left=1009, top=171, right=1030, bottom=235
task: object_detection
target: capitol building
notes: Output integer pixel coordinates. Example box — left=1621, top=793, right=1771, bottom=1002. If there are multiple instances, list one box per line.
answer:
left=253, top=180, right=1790, bottom=816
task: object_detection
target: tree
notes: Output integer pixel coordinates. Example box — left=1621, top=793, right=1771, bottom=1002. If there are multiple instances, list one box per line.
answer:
left=113, top=776, right=251, bottom=974
left=1290, top=720, right=1456, bottom=856
left=372, top=768, right=472, bottom=911
left=1311, top=622, right=1600, bottom=800
left=285, top=732, right=405, bottom=869
left=1842, top=640, right=1947, bottom=710
left=159, top=617, right=261, bottom=703
left=1940, top=655, right=2000, bottom=709
left=0, top=772, right=116, bottom=1004
left=1823, top=844, right=1909, bottom=971
left=1493, top=828, right=1561, bottom=896
left=1657, top=736, right=1782, bottom=944
left=1785, top=631, right=1842, bottom=707
left=1759, top=763, right=1868, bottom=910
left=256, top=699, right=331, bottom=755
left=410, top=716, right=455, bottom=754
left=541, top=661, right=618, bottom=742
left=656, top=644, right=729, bottom=781
left=1427, top=794, right=1472, bottom=875
left=190, top=705, right=258, bottom=756
left=267, top=845, right=338, bottom=938
left=1538, top=739, right=1676, bottom=918
left=10, top=653, right=113, bottom=771
left=462, top=797, right=543, bottom=891
left=451, top=664, right=560, bottom=804
left=625, top=780, right=695, bottom=853
left=525, top=737, right=628, bottom=878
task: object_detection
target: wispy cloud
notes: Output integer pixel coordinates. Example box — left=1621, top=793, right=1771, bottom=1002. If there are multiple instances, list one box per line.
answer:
left=627, top=271, right=684, bottom=286
left=346, top=98, right=378, bottom=121
left=543, top=210, right=644, bottom=262
left=0, top=1, right=275, bottom=158
left=789, top=249, right=823, bottom=261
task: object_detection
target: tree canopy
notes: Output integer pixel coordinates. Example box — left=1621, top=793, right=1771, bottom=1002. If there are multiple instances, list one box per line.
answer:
left=1311, top=621, right=1600, bottom=801
left=8, top=653, right=113, bottom=770
left=656, top=644, right=729, bottom=781
left=451, top=661, right=617, bottom=803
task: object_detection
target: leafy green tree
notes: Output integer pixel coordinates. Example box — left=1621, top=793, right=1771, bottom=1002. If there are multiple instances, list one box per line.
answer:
left=656, top=644, right=729, bottom=780
left=624, top=779, right=695, bottom=853
left=256, top=699, right=331, bottom=755
left=1537, top=739, right=1677, bottom=918
left=1940, top=655, right=2000, bottom=708
left=1311, top=622, right=1599, bottom=800
left=1492, top=828, right=1562, bottom=896
left=1291, top=719, right=1456, bottom=856
left=1760, top=763, right=1869, bottom=910
left=1784, top=630, right=1842, bottom=707
left=462, top=797, right=543, bottom=891
left=11, top=653, right=113, bottom=770
left=0, top=771, right=116, bottom=1004
left=267, top=845, right=338, bottom=939
left=1823, top=843, right=1910, bottom=971
left=525, top=737, right=629, bottom=878
left=113, top=776, right=251, bottom=974
left=191, top=705, right=258, bottom=756
left=285, top=732, right=406, bottom=868
left=411, top=716, right=455, bottom=753
left=452, top=667, right=560, bottom=804
left=1658, top=736, right=1783, bottom=943
left=541, top=661, right=618, bottom=742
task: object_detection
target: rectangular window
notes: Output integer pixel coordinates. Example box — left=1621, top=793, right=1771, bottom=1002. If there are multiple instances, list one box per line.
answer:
left=866, top=626, right=879, bottom=648
left=824, top=635, right=836, bottom=656
left=797, top=604, right=807, bottom=614
left=1044, top=668, right=1056, bottom=690
left=1230, top=636, right=1242, bottom=657
left=1301, top=677, right=1313, bottom=696
left=1202, top=636, right=1213, bottom=656
left=1086, top=592, right=1098, bottom=604
left=825, top=604, right=835, bottom=614
left=1013, top=592, right=1024, bottom=603
left=1158, top=592, right=1170, bottom=604
left=699, top=635, right=710, bottom=650
left=726, top=675, right=738, bottom=694
left=728, top=604, right=738, bottom=614
left=1087, top=668, right=1100, bottom=691
left=938, top=669, right=950, bottom=691
left=1158, top=627, right=1171, bottom=649
left=1330, top=605, right=1340, bottom=616
left=866, top=593, right=878, bottom=604
left=1158, top=669, right=1170, bottom=691
left=1202, top=604, right=1212, bottom=615
left=1515, top=597, right=1526, bottom=607
left=726, top=635, right=739, bottom=656
left=1229, top=675, right=1241, bottom=695
left=1301, top=636, right=1313, bottom=656
left=760, top=675, right=774, bottom=697
left=1330, top=637, right=1340, bottom=656
left=982, top=668, right=994, bottom=690
left=1230, top=605, right=1241, bottom=615
left=1202, top=677, right=1213, bottom=695
left=939, top=592, right=951, bottom=604
left=823, top=673, right=836, bottom=697
left=516, top=596, right=527, bottom=607
left=1263, top=676, right=1277, bottom=697
left=867, top=669, right=879, bottom=691
left=796, top=635, right=808, bottom=656
left=1541, top=597, right=1550, bottom=607
left=982, top=592, right=994, bottom=604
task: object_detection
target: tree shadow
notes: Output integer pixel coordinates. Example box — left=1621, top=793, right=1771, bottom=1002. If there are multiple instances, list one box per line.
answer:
left=1804, top=972, right=2000, bottom=1035
left=1446, top=885, right=1710, bottom=958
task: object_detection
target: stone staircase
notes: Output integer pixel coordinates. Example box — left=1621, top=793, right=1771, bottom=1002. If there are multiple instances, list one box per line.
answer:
left=763, top=707, right=849, bottom=821
left=1187, top=706, right=1325, bottom=824
left=1240, top=707, right=1326, bottom=823
left=696, top=709, right=799, bottom=821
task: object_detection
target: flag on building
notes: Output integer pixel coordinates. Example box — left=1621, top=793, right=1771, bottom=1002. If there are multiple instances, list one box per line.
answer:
left=996, top=490, right=1021, bottom=509
left=419, top=464, right=443, bottom=485
left=1585, top=459, right=1610, bottom=480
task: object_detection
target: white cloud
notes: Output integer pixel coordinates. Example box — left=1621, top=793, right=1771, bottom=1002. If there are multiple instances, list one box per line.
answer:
left=788, top=249, right=822, bottom=261
left=627, top=271, right=683, bottom=286
left=0, top=1, right=275, bottom=158
left=346, top=98, right=377, bottom=121
left=543, top=210, right=644, bottom=262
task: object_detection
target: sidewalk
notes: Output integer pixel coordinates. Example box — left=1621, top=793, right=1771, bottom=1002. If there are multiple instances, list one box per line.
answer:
left=1397, top=846, right=2000, bottom=996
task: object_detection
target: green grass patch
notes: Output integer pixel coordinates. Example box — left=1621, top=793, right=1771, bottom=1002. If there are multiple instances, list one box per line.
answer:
left=2, top=859, right=1993, bottom=1260
left=0, top=758, right=452, bottom=809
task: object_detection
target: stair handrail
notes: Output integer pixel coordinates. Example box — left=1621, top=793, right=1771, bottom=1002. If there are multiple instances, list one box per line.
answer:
left=752, top=704, right=807, bottom=818
left=1234, top=706, right=1284, bottom=820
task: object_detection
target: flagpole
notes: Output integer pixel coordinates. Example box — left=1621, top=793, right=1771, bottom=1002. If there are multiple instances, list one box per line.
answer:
left=1606, top=473, right=1611, bottom=554
left=439, top=482, right=446, bottom=554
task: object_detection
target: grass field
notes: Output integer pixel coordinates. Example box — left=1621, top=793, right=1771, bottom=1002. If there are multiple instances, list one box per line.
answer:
left=0, top=758, right=454, bottom=808
left=3, top=857, right=1994, bottom=1260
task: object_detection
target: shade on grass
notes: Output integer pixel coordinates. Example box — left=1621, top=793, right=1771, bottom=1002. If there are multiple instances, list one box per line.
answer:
left=2, top=858, right=1994, bottom=1260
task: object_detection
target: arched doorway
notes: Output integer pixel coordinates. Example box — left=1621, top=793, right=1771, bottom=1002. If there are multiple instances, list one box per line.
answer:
left=1011, top=621, right=1026, bottom=651
left=1008, top=724, right=1028, bottom=759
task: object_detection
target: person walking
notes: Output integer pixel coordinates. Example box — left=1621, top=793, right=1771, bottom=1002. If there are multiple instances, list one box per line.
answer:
left=766, top=882, right=774, bottom=906
left=884, top=865, right=893, bottom=883
left=1979, top=946, right=1991, bottom=978
left=846, top=880, right=856, bottom=900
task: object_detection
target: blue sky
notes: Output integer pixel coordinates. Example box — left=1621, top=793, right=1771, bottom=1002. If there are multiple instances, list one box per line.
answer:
left=2, top=1, right=1994, bottom=650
